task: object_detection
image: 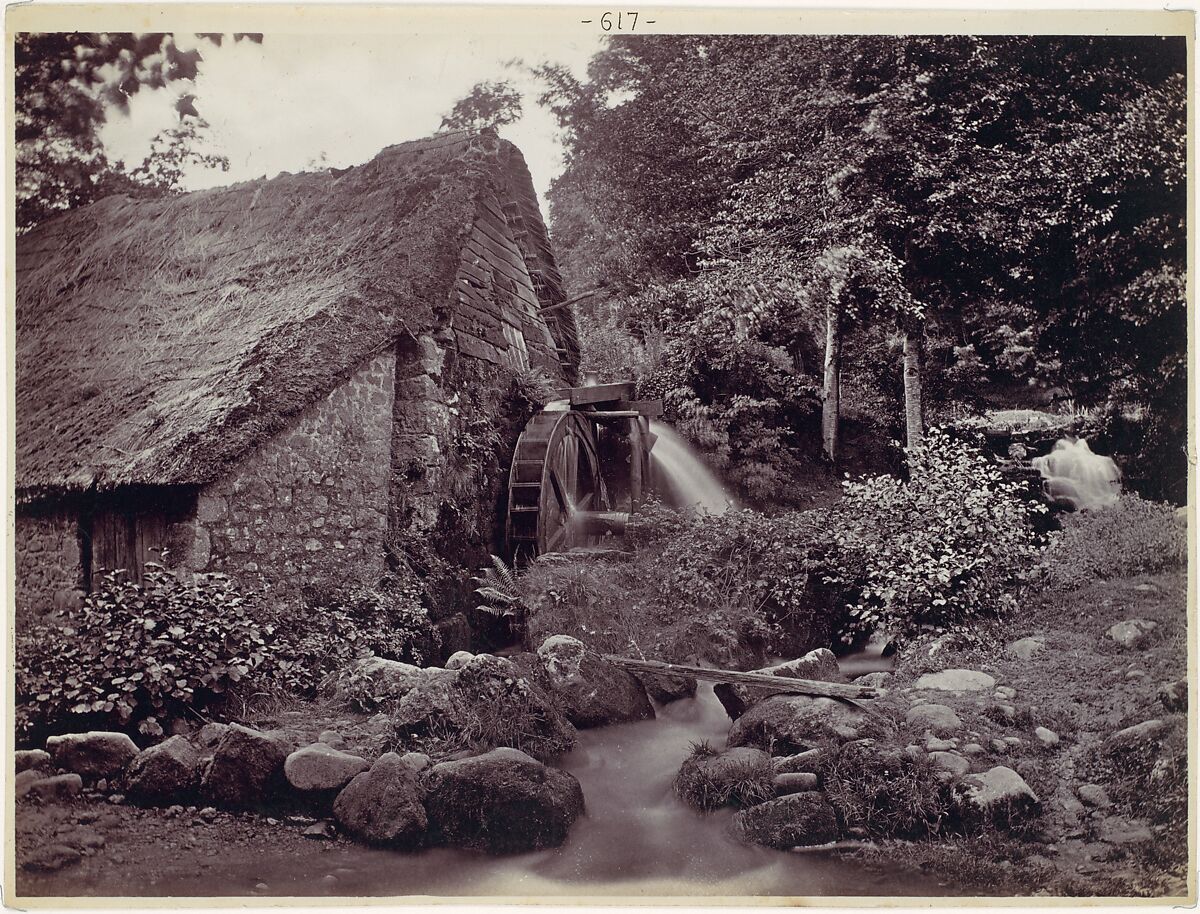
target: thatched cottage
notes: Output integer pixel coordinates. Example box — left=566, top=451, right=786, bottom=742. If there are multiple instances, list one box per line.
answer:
left=15, top=130, right=579, bottom=628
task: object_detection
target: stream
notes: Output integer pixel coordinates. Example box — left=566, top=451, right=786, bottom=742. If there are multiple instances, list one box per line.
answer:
left=132, top=685, right=945, bottom=898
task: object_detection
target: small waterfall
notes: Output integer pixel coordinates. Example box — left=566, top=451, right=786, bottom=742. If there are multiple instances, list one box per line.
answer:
left=650, top=422, right=735, bottom=514
left=1031, top=437, right=1121, bottom=511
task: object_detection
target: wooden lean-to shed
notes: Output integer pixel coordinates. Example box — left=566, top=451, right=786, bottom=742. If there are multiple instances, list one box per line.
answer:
left=14, top=129, right=579, bottom=630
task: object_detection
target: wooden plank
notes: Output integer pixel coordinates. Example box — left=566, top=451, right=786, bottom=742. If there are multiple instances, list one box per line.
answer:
left=613, top=399, right=663, bottom=418
left=552, top=382, right=636, bottom=405
left=601, top=655, right=879, bottom=700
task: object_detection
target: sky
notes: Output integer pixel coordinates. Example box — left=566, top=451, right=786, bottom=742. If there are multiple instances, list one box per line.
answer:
left=98, top=31, right=603, bottom=203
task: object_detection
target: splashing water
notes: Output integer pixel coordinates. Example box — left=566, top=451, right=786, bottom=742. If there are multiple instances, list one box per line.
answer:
left=1031, top=437, right=1121, bottom=511
left=650, top=422, right=735, bottom=514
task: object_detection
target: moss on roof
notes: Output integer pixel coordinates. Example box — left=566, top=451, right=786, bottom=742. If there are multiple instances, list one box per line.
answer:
left=16, top=130, right=575, bottom=496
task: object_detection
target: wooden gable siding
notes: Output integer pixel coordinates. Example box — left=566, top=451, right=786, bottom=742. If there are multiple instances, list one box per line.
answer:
left=449, top=192, right=562, bottom=379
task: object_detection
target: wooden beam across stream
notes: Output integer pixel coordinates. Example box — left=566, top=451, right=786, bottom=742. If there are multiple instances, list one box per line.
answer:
left=602, top=656, right=879, bottom=701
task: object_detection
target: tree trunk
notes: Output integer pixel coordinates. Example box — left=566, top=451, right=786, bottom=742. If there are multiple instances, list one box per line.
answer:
left=821, top=298, right=842, bottom=462
left=903, top=328, right=925, bottom=449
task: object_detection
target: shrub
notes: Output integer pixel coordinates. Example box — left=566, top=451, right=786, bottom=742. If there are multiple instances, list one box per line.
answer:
left=823, top=427, right=1044, bottom=643
left=269, top=574, right=439, bottom=696
left=1040, top=494, right=1186, bottom=589
left=673, top=742, right=775, bottom=811
left=16, top=565, right=268, bottom=742
left=821, top=741, right=949, bottom=837
left=521, top=503, right=833, bottom=666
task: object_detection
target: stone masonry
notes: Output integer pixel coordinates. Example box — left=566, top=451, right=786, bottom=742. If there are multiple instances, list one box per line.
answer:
left=177, top=351, right=397, bottom=597
left=14, top=509, right=83, bottom=619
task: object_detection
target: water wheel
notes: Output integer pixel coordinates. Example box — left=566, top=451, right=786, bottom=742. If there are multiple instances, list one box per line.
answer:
left=506, top=409, right=610, bottom=560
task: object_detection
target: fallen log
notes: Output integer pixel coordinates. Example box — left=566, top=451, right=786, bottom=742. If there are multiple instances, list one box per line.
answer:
left=601, top=655, right=878, bottom=701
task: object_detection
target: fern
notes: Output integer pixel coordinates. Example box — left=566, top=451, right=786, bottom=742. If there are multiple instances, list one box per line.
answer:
left=474, top=555, right=528, bottom=621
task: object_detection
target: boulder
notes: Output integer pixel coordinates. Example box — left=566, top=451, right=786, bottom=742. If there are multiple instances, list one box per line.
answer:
left=1107, top=619, right=1157, bottom=649
left=1158, top=679, right=1187, bottom=713
left=715, top=649, right=843, bottom=719
left=445, top=651, right=475, bottom=671
left=905, top=703, right=962, bottom=734
left=636, top=672, right=698, bottom=704
left=1006, top=637, right=1046, bottom=661
left=953, top=765, right=1040, bottom=828
left=15, top=768, right=44, bottom=797
left=853, top=672, right=893, bottom=690
left=772, top=747, right=830, bottom=775
left=727, top=694, right=873, bottom=754
left=1034, top=727, right=1059, bottom=748
left=448, top=655, right=577, bottom=760
left=929, top=751, right=970, bottom=776
left=332, top=752, right=427, bottom=847
left=773, top=772, right=819, bottom=794
left=537, top=637, right=654, bottom=728
left=195, top=722, right=230, bottom=750
left=335, top=657, right=426, bottom=710
left=28, top=773, right=83, bottom=802
left=400, top=751, right=431, bottom=773
left=1108, top=719, right=1169, bottom=752
left=201, top=724, right=288, bottom=809
left=674, top=746, right=774, bottom=810
left=389, top=667, right=460, bottom=735
left=914, top=669, right=996, bottom=693
left=125, top=736, right=201, bottom=804
left=15, top=749, right=52, bottom=774
left=284, top=744, right=370, bottom=793
left=1077, top=783, right=1112, bottom=809
left=424, top=747, right=585, bottom=853
left=317, top=730, right=346, bottom=749
left=45, top=731, right=139, bottom=780
left=732, top=792, right=840, bottom=848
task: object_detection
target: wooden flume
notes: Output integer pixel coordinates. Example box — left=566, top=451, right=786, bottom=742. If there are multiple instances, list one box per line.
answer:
left=601, top=655, right=880, bottom=701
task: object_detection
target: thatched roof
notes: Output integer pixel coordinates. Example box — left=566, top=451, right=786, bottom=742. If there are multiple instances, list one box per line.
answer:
left=16, top=130, right=577, bottom=497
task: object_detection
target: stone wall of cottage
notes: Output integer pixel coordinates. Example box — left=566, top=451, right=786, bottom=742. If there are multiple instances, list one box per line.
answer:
left=177, top=351, right=397, bottom=599
left=13, top=509, right=84, bottom=621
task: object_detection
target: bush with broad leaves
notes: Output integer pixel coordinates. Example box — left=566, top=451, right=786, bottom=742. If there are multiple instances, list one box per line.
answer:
left=16, top=565, right=268, bottom=742
left=823, top=427, right=1045, bottom=643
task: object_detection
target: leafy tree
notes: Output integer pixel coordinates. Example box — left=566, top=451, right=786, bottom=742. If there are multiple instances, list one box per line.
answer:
left=441, top=79, right=523, bottom=131
left=540, top=35, right=1185, bottom=494
left=15, top=32, right=260, bottom=229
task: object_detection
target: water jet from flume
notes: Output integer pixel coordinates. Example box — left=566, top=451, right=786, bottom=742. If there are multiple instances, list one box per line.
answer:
left=650, top=422, right=735, bottom=514
left=1031, top=437, right=1121, bottom=511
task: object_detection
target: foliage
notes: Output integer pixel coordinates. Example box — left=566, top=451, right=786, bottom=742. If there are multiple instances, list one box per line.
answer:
left=1040, top=495, right=1186, bottom=589
left=126, top=118, right=230, bottom=194
left=539, top=35, right=1186, bottom=487
left=522, top=502, right=833, bottom=666
left=673, top=741, right=775, bottom=811
left=473, top=554, right=529, bottom=623
left=441, top=79, right=523, bottom=131
left=821, top=740, right=950, bottom=837
left=16, top=564, right=268, bottom=741
left=15, top=32, right=259, bottom=229
left=823, top=428, right=1044, bottom=642
left=278, top=576, right=438, bottom=689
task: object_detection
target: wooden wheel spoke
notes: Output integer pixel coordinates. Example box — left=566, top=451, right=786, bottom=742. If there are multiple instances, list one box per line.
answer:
left=549, top=469, right=572, bottom=513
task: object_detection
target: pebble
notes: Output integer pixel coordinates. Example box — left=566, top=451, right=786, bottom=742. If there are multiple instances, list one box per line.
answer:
left=925, top=736, right=955, bottom=752
left=253, top=882, right=269, bottom=894
left=317, top=730, right=346, bottom=749
left=199, top=806, right=217, bottom=822
left=929, top=751, right=970, bottom=776
left=107, top=793, right=125, bottom=805
left=303, top=820, right=338, bottom=840
left=321, top=874, right=339, bottom=888
left=991, top=739, right=1008, bottom=753
left=1078, top=784, right=1112, bottom=808
left=1035, top=727, right=1060, bottom=747
left=266, top=817, right=280, bottom=826
left=1002, top=736, right=1023, bottom=746
left=961, top=742, right=986, bottom=755
left=166, top=805, right=185, bottom=817
left=995, top=686, right=1017, bottom=700
left=994, top=704, right=1017, bottom=721
left=77, top=811, right=99, bottom=824
left=95, top=779, right=108, bottom=792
